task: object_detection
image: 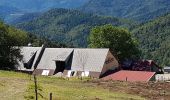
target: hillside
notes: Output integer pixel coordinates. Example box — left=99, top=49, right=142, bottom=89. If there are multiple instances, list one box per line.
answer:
left=9, top=12, right=42, bottom=24
left=0, top=21, right=28, bottom=46
left=15, top=8, right=136, bottom=47
left=0, top=0, right=89, bottom=23
left=0, top=0, right=89, bottom=12
left=80, top=0, right=170, bottom=22
left=0, top=5, right=21, bottom=20
left=132, top=13, right=170, bottom=66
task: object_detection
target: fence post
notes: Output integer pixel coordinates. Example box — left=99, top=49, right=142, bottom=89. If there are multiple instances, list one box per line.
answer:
left=34, top=75, right=38, bottom=100
left=50, top=93, right=52, bottom=100
left=30, top=72, right=32, bottom=80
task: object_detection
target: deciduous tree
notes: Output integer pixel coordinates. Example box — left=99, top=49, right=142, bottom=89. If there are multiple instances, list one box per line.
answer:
left=88, top=24, right=140, bottom=62
left=0, top=21, right=26, bottom=69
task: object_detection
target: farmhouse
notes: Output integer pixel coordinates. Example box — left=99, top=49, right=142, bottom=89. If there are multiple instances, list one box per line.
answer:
left=18, top=46, right=119, bottom=78
left=121, top=60, right=162, bottom=73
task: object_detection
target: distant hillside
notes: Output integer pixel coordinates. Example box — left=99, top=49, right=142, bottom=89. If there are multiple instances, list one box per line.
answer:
left=9, top=12, right=41, bottom=24
left=81, top=0, right=170, bottom=22
left=0, top=5, right=21, bottom=20
left=0, top=0, right=89, bottom=23
left=0, top=0, right=89, bottom=12
left=15, top=8, right=136, bottom=47
left=132, top=13, right=170, bottom=66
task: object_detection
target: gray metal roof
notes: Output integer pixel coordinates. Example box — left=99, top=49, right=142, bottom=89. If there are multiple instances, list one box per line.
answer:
left=20, top=47, right=41, bottom=63
left=36, top=48, right=73, bottom=69
left=71, top=48, right=109, bottom=72
left=17, top=47, right=111, bottom=73
left=17, top=47, right=41, bottom=70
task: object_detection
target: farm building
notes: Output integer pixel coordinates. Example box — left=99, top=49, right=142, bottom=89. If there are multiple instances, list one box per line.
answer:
left=121, top=60, right=162, bottom=73
left=155, top=74, right=170, bottom=81
left=18, top=47, right=119, bottom=78
left=102, top=70, right=156, bottom=82
left=164, top=67, right=170, bottom=73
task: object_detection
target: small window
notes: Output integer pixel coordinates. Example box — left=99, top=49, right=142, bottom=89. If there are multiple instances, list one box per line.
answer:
left=42, top=70, right=50, bottom=76
left=81, top=71, right=89, bottom=77
left=67, top=71, right=72, bottom=77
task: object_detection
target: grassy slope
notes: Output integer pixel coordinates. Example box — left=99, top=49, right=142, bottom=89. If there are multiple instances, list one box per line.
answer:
left=0, top=71, right=144, bottom=100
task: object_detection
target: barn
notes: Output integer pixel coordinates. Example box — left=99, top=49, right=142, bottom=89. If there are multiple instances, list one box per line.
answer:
left=18, top=47, right=119, bottom=78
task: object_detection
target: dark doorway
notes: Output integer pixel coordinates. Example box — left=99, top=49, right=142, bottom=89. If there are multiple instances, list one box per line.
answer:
left=54, top=61, right=65, bottom=74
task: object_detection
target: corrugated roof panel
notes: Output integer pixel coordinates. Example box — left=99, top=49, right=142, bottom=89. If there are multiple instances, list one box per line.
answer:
left=102, top=70, right=155, bottom=82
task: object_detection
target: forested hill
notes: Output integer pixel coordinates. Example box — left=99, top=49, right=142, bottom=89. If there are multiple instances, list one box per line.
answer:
left=0, top=20, right=75, bottom=48
left=132, top=13, right=170, bottom=66
left=80, top=0, right=170, bottom=22
left=0, top=21, right=28, bottom=46
left=15, top=8, right=136, bottom=47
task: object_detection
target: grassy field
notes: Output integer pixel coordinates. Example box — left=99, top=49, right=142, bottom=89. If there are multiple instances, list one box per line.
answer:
left=0, top=71, right=145, bottom=100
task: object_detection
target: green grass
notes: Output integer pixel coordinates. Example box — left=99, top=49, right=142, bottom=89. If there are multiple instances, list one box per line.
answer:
left=0, top=70, right=144, bottom=100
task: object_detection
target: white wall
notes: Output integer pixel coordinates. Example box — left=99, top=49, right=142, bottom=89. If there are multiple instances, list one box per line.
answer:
left=155, top=74, right=170, bottom=81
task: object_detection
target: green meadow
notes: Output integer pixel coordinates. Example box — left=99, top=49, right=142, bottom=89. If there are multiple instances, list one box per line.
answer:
left=0, top=71, right=144, bottom=100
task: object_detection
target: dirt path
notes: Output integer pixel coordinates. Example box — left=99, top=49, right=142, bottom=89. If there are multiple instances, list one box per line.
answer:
left=88, top=80, right=170, bottom=100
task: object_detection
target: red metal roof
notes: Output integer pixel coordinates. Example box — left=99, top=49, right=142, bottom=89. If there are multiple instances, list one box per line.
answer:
left=102, top=70, right=155, bottom=82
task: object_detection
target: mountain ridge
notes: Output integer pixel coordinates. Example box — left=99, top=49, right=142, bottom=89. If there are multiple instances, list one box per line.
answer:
left=132, top=13, right=170, bottom=66
left=0, top=0, right=89, bottom=23
left=15, top=8, right=137, bottom=47
left=80, top=0, right=170, bottom=22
